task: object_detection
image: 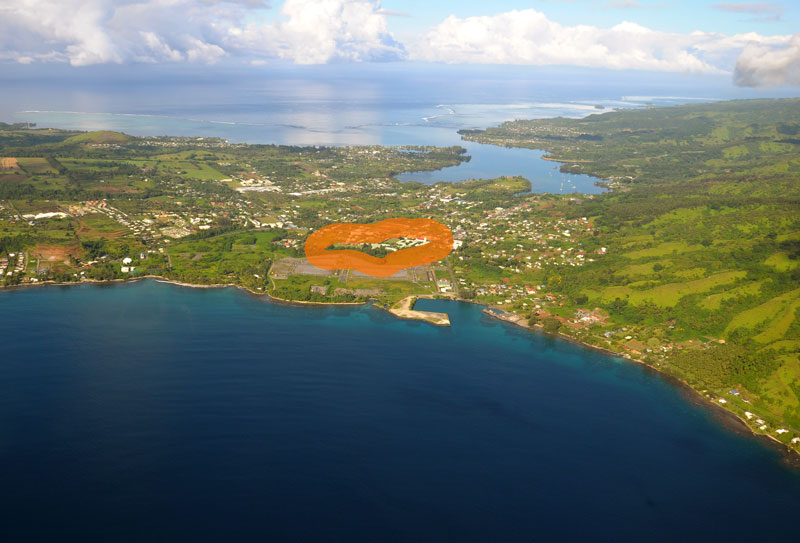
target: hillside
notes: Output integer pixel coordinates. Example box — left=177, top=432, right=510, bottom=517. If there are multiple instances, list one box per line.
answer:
left=62, top=131, right=134, bottom=145
left=462, top=98, right=800, bottom=433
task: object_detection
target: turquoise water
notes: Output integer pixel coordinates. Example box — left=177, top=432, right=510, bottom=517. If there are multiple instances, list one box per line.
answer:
left=0, top=280, right=798, bottom=541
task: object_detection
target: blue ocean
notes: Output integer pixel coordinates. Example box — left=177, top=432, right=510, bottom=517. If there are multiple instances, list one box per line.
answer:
left=0, top=281, right=799, bottom=541
left=2, top=64, right=800, bottom=541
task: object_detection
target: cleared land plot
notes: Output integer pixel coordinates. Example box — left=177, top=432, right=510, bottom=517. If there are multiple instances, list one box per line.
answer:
left=764, top=252, right=799, bottom=272
left=725, top=288, right=800, bottom=333
left=623, top=241, right=701, bottom=259
left=1, top=157, right=20, bottom=169
left=17, top=157, right=57, bottom=174
left=753, top=297, right=800, bottom=343
left=762, top=340, right=800, bottom=352
left=33, top=244, right=81, bottom=263
left=271, top=257, right=333, bottom=279
left=600, top=271, right=746, bottom=307
left=347, top=277, right=433, bottom=298
left=761, top=356, right=800, bottom=425
left=701, top=280, right=765, bottom=310
left=77, top=213, right=127, bottom=238
left=351, top=269, right=413, bottom=280
left=275, top=258, right=433, bottom=282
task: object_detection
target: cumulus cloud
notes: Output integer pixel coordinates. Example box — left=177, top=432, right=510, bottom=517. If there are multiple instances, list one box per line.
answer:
left=229, top=0, right=405, bottom=64
left=0, top=0, right=242, bottom=65
left=0, top=0, right=795, bottom=82
left=0, top=0, right=402, bottom=66
left=408, top=9, right=794, bottom=75
left=734, top=33, right=800, bottom=86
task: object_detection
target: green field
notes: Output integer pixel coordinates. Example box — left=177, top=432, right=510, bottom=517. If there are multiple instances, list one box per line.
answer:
left=701, top=280, right=765, bottom=310
left=764, top=252, right=800, bottom=272
left=726, top=289, right=800, bottom=333
left=623, top=242, right=700, bottom=259
left=599, top=271, right=745, bottom=307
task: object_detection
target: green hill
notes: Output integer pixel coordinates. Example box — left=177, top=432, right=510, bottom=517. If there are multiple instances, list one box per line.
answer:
left=63, top=131, right=133, bottom=145
left=463, top=98, right=800, bottom=434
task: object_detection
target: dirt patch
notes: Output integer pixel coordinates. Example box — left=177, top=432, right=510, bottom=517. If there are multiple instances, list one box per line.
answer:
left=33, top=244, right=82, bottom=263
left=271, top=257, right=333, bottom=278
left=0, top=157, right=20, bottom=170
left=334, top=287, right=382, bottom=297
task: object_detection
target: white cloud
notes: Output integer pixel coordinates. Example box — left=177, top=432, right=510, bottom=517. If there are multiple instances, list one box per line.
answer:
left=0, top=0, right=795, bottom=84
left=0, top=0, right=402, bottom=66
left=139, top=32, right=184, bottom=63
left=228, top=0, right=404, bottom=64
left=734, top=33, right=800, bottom=87
left=0, top=0, right=121, bottom=65
left=0, top=0, right=239, bottom=66
left=409, top=9, right=792, bottom=75
left=185, top=37, right=227, bottom=64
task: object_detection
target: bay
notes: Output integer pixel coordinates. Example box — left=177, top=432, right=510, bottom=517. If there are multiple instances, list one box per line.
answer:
left=4, top=63, right=780, bottom=193
left=0, top=280, right=799, bottom=541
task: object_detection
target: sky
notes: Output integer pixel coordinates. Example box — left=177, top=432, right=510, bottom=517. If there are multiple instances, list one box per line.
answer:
left=0, top=0, right=798, bottom=87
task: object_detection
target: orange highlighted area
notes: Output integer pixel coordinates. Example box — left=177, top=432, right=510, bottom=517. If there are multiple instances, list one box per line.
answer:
left=305, top=218, right=453, bottom=278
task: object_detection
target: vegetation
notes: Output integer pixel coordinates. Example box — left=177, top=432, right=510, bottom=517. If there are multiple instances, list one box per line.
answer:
left=461, top=98, right=800, bottom=443
left=1, top=98, right=799, bottom=450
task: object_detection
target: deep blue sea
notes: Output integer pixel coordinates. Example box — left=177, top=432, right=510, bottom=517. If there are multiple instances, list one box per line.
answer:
left=2, top=64, right=800, bottom=541
left=0, top=281, right=799, bottom=541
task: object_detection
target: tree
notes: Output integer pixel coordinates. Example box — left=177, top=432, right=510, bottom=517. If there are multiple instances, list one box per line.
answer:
left=542, top=317, right=561, bottom=334
left=528, top=312, right=540, bottom=327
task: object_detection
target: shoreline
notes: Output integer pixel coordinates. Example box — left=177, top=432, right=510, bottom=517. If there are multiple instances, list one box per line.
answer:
left=3, top=275, right=798, bottom=463
left=478, top=305, right=800, bottom=465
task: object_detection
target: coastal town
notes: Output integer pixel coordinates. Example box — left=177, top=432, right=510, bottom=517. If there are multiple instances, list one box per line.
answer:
left=1, top=111, right=799, bottom=456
